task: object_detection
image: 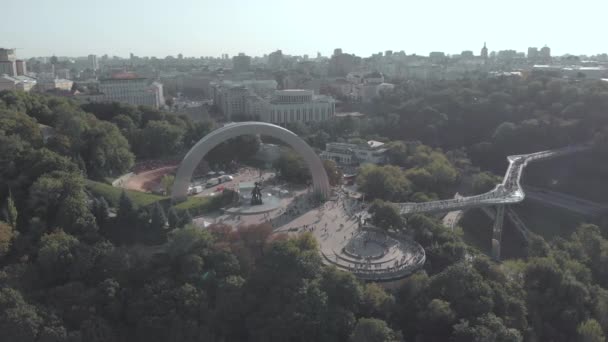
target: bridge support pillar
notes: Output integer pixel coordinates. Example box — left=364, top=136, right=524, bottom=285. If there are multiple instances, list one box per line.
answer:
left=491, top=205, right=505, bottom=261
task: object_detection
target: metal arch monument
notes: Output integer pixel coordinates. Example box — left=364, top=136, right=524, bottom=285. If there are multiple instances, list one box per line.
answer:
left=171, top=122, right=331, bottom=202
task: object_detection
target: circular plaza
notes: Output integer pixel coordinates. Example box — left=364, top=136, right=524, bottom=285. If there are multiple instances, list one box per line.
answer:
left=322, top=225, right=425, bottom=281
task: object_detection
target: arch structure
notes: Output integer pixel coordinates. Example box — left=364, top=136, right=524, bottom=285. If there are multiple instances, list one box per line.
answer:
left=172, top=122, right=331, bottom=202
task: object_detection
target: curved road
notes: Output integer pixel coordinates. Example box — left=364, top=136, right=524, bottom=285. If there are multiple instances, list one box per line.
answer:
left=394, top=143, right=592, bottom=215
left=524, top=185, right=608, bottom=217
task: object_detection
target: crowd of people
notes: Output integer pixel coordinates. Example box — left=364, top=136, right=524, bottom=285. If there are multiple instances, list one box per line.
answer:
left=329, top=226, right=426, bottom=280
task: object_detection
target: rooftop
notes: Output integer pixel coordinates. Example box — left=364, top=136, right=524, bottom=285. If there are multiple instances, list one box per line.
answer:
left=335, top=111, right=365, bottom=117
left=364, top=71, right=383, bottom=78
left=367, top=140, right=385, bottom=149
left=0, top=74, right=36, bottom=83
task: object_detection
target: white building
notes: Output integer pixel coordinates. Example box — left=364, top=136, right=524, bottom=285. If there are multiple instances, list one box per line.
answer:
left=263, top=89, right=336, bottom=124
left=36, top=78, right=73, bottom=92
left=320, top=140, right=387, bottom=165
left=0, top=74, right=37, bottom=92
left=97, top=75, right=164, bottom=108
left=213, top=82, right=336, bottom=124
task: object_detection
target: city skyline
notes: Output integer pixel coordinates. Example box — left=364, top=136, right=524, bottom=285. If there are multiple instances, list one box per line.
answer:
left=2, top=0, right=607, bottom=59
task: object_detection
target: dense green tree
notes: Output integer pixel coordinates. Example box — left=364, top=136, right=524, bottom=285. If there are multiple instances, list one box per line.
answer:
left=452, top=313, right=522, bottom=342
left=362, top=283, right=394, bottom=315
left=136, top=120, right=184, bottom=158
left=28, top=171, right=96, bottom=236
left=350, top=318, right=398, bottom=342
left=167, top=207, right=180, bottom=229
left=322, top=159, right=343, bottom=186
left=357, top=164, right=412, bottom=201
left=0, top=288, right=43, bottom=342
left=577, top=319, right=605, bottom=342
left=6, top=189, right=18, bottom=229
left=0, top=108, right=43, bottom=146
left=321, top=266, right=363, bottom=312
left=386, top=141, right=412, bottom=166
left=114, top=191, right=138, bottom=243
left=0, top=221, right=14, bottom=258
left=81, top=121, right=134, bottom=178
left=183, top=120, right=214, bottom=147
left=166, top=225, right=212, bottom=259
left=429, top=263, right=494, bottom=319
left=110, top=114, right=138, bottom=142
left=91, top=197, right=109, bottom=229
left=37, top=230, right=80, bottom=285
left=2, top=71, right=608, bottom=342
left=416, top=298, right=456, bottom=339
left=148, top=203, right=166, bottom=243
left=273, top=150, right=311, bottom=184
left=179, top=209, right=192, bottom=227
left=472, top=171, right=501, bottom=194
left=369, top=199, right=404, bottom=231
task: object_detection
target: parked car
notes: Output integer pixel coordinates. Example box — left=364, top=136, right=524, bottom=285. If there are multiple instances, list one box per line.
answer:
left=219, top=175, right=234, bottom=182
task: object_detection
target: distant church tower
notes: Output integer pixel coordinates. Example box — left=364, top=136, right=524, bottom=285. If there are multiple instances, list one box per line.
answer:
left=481, top=42, right=488, bottom=60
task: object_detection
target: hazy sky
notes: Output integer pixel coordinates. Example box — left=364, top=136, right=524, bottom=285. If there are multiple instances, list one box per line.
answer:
left=3, top=0, right=606, bottom=58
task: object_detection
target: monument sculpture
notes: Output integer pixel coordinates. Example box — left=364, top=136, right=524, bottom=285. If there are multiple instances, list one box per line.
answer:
left=172, top=122, right=331, bottom=202
left=250, top=182, right=263, bottom=205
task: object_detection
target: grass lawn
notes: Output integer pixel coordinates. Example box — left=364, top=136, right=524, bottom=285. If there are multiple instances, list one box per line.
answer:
left=171, top=196, right=216, bottom=216
left=85, top=180, right=166, bottom=208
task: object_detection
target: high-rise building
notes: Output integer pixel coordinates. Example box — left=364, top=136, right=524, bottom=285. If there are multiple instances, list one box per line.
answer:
left=527, top=47, right=539, bottom=61
left=268, top=50, right=284, bottom=70
left=0, top=48, right=17, bottom=76
left=540, top=46, right=551, bottom=60
left=0, top=48, right=16, bottom=61
left=328, top=48, right=356, bottom=77
left=15, top=60, right=26, bottom=75
left=232, top=53, right=251, bottom=73
left=88, top=54, right=99, bottom=70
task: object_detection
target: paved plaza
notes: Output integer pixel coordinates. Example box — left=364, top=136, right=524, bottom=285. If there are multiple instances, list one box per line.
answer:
left=193, top=174, right=425, bottom=281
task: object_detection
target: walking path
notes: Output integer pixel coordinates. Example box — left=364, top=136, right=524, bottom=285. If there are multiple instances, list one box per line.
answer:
left=393, top=144, right=591, bottom=215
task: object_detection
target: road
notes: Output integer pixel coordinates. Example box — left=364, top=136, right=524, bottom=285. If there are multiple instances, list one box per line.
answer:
left=523, top=185, right=607, bottom=217
left=442, top=193, right=464, bottom=230
left=193, top=168, right=275, bottom=197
